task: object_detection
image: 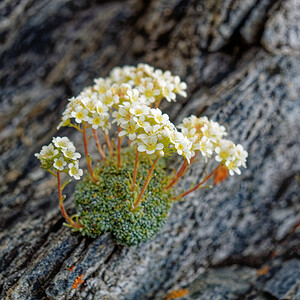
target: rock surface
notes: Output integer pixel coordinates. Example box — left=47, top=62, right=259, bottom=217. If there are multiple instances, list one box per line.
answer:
left=1, top=0, right=299, bottom=299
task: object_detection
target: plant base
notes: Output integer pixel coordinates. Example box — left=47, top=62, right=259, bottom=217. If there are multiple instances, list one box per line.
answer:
left=74, top=148, right=172, bottom=246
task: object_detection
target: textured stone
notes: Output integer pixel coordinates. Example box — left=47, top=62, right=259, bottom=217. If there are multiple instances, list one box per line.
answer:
left=264, top=259, right=300, bottom=300
left=183, top=266, right=257, bottom=299
left=262, top=0, right=300, bottom=54
left=1, top=0, right=300, bottom=299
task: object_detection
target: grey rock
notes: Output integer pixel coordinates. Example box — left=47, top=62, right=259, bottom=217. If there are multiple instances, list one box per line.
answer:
left=1, top=0, right=300, bottom=299
left=262, top=0, right=300, bottom=54
left=184, top=266, right=257, bottom=299
left=264, top=259, right=300, bottom=300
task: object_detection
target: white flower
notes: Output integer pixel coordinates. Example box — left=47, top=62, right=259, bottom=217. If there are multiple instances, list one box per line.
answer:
left=39, top=143, right=59, bottom=159
left=93, top=78, right=111, bottom=93
left=137, top=135, right=164, bottom=155
left=133, top=115, right=150, bottom=128
left=88, top=112, right=105, bottom=129
left=150, top=108, right=169, bottom=124
left=129, top=102, right=150, bottom=117
left=215, top=139, right=235, bottom=163
left=52, top=137, right=72, bottom=150
left=164, top=126, right=178, bottom=145
left=99, top=90, right=119, bottom=107
left=174, top=132, right=192, bottom=159
left=53, top=157, right=67, bottom=171
left=126, top=88, right=140, bottom=103
left=100, top=115, right=111, bottom=134
left=119, top=119, right=139, bottom=141
left=234, top=144, right=248, bottom=168
left=225, top=159, right=241, bottom=176
left=138, top=78, right=160, bottom=103
left=68, top=163, right=83, bottom=180
left=172, top=76, right=187, bottom=97
left=158, top=80, right=176, bottom=102
left=71, top=106, right=89, bottom=124
left=114, top=102, right=132, bottom=125
left=62, top=146, right=81, bottom=160
left=201, top=121, right=227, bottom=143
left=81, top=94, right=98, bottom=113
left=137, top=63, right=155, bottom=77
left=78, top=86, right=94, bottom=98
left=197, top=137, right=213, bottom=157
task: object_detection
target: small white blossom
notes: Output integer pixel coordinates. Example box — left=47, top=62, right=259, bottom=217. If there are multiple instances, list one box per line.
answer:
left=133, top=115, right=150, bottom=128
left=137, top=135, right=164, bottom=155
left=215, top=139, right=235, bottom=163
left=68, top=163, right=83, bottom=180
left=201, top=121, right=227, bottom=143
left=62, top=146, right=81, bottom=160
left=53, top=157, right=67, bottom=171
left=234, top=144, right=248, bottom=168
left=226, top=159, right=241, bottom=176
left=150, top=108, right=169, bottom=125
left=93, top=78, right=111, bottom=93
left=129, top=102, right=150, bottom=117
left=52, top=137, right=72, bottom=150
left=158, top=80, right=176, bottom=102
left=71, top=106, right=89, bottom=124
left=81, top=94, right=98, bottom=113
left=99, top=90, right=119, bottom=107
left=172, top=76, right=187, bottom=97
left=197, top=137, right=214, bottom=157
left=39, top=143, right=59, bottom=160
left=138, top=78, right=160, bottom=103
left=119, top=119, right=139, bottom=141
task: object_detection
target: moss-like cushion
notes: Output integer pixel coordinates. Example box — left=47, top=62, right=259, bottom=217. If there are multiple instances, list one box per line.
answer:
left=74, top=148, right=172, bottom=246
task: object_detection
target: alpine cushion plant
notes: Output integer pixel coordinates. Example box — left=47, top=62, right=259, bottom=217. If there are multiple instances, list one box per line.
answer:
left=35, top=64, right=248, bottom=246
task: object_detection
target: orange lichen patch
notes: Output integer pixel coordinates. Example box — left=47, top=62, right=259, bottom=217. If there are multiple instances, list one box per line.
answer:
left=257, top=265, right=270, bottom=276
left=72, top=274, right=84, bottom=289
left=68, top=265, right=75, bottom=271
left=214, top=165, right=229, bottom=185
left=165, top=288, right=189, bottom=300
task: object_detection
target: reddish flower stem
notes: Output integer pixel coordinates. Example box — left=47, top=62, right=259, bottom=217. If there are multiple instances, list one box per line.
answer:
left=117, top=126, right=122, bottom=168
left=83, top=123, right=97, bottom=182
left=166, top=160, right=188, bottom=190
left=92, top=129, right=106, bottom=161
left=132, top=148, right=139, bottom=191
left=57, top=171, right=82, bottom=228
left=177, top=164, right=221, bottom=199
left=133, top=156, right=159, bottom=209
left=166, top=152, right=198, bottom=190
left=103, top=131, right=113, bottom=157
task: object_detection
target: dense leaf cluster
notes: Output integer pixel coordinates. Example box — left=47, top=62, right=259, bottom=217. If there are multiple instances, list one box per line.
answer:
left=74, top=148, right=172, bottom=246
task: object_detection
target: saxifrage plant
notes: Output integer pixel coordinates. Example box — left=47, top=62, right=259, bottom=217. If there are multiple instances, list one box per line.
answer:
left=35, top=64, right=248, bottom=246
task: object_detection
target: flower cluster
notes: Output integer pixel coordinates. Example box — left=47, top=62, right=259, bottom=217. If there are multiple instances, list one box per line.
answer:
left=178, top=116, right=248, bottom=175
left=58, top=64, right=187, bottom=132
left=35, top=137, right=83, bottom=180
left=113, top=101, right=193, bottom=162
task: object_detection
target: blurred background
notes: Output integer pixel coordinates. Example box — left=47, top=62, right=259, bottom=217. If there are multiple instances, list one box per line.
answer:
left=1, top=0, right=299, bottom=299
